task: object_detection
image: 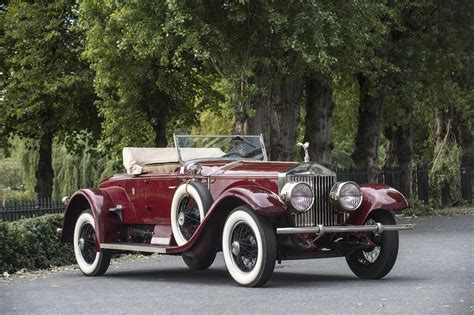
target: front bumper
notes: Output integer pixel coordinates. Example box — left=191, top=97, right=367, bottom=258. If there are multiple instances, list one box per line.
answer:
left=276, top=223, right=414, bottom=235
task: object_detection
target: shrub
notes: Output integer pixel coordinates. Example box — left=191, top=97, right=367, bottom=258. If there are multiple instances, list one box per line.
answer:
left=0, top=214, right=74, bottom=273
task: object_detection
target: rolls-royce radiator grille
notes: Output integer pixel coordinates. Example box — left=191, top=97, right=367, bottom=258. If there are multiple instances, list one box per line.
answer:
left=287, top=175, right=337, bottom=227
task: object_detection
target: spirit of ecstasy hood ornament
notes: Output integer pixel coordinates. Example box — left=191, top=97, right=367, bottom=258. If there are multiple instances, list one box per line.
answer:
left=297, top=142, right=310, bottom=162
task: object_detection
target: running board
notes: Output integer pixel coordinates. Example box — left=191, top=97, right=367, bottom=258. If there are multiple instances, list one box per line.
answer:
left=100, top=243, right=168, bottom=254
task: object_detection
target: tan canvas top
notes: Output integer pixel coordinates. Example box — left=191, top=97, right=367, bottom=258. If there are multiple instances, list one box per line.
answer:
left=122, top=147, right=225, bottom=175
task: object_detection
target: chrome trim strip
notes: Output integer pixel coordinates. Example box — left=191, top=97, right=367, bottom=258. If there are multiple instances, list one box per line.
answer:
left=173, top=134, right=182, bottom=165
left=259, top=133, right=268, bottom=161
left=276, top=223, right=415, bottom=235
left=100, top=243, right=167, bottom=253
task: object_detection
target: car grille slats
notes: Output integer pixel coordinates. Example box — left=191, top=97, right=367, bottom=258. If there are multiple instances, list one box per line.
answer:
left=288, top=174, right=336, bottom=227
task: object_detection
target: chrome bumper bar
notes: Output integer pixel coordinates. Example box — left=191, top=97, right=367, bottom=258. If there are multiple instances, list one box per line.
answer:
left=276, top=223, right=414, bottom=235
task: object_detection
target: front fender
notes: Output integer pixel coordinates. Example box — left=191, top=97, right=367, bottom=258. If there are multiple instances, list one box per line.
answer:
left=168, top=185, right=286, bottom=256
left=61, top=187, right=126, bottom=244
left=214, top=185, right=286, bottom=216
left=346, top=183, right=409, bottom=225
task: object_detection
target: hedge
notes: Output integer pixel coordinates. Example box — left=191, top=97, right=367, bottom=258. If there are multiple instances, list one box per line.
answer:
left=0, top=214, right=75, bottom=273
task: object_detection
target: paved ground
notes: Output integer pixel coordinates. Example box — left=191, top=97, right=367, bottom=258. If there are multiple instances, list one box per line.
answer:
left=1, top=215, right=473, bottom=314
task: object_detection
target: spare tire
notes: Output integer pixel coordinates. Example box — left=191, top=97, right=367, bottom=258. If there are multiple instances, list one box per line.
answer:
left=171, top=180, right=213, bottom=246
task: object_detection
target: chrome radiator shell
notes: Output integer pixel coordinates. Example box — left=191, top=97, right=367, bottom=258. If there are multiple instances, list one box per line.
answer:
left=287, top=174, right=337, bottom=227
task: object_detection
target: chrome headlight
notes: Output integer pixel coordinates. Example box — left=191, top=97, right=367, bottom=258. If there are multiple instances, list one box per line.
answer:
left=280, top=182, right=314, bottom=212
left=330, top=181, right=362, bottom=212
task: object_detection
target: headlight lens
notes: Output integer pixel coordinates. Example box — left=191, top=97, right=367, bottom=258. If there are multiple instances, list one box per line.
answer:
left=280, top=182, right=314, bottom=212
left=330, top=181, right=362, bottom=212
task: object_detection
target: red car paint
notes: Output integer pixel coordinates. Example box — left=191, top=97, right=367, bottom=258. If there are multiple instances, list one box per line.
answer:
left=61, top=160, right=408, bottom=258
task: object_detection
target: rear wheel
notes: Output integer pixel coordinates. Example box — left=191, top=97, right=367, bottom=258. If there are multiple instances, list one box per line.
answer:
left=182, top=251, right=217, bottom=270
left=73, top=210, right=111, bottom=276
left=346, top=210, right=399, bottom=279
left=222, top=206, right=276, bottom=287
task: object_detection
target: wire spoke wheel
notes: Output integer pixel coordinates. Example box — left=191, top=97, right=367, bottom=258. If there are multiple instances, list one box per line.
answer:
left=73, top=210, right=111, bottom=276
left=357, top=218, right=382, bottom=265
left=177, top=196, right=201, bottom=240
left=345, top=210, right=399, bottom=279
left=230, top=222, right=258, bottom=272
left=222, top=206, right=276, bottom=287
left=79, top=223, right=97, bottom=264
left=171, top=181, right=212, bottom=246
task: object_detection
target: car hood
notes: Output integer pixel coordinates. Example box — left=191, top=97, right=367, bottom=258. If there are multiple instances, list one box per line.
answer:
left=198, top=160, right=335, bottom=178
left=199, top=161, right=296, bottom=178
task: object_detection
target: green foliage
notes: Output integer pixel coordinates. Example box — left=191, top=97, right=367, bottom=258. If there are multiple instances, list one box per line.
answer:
left=80, top=0, right=221, bottom=159
left=332, top=77, right=358, bottom=168
left=0, top=214, right=74, bottom=273
left=1, top=1, right=100, bottom=198
left=429, top=140, right=463, bottom=206
left=52, top=138, right=117, bottom=199
left=1, top=1, right=99, bottom=143
left=382, top=0, right=473, bottom=164
left=191, top=103, right=234, bottom=136
left=0, top=0, right=471, bottom=204
left=403, top=199, right=435, bottom=217
left=0, top=158, right=21, bottom=189
left=0, top=137, right=117, bottom=202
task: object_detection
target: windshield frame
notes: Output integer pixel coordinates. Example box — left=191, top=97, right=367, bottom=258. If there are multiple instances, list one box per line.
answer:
left=173, top=134, right=268, bottom=164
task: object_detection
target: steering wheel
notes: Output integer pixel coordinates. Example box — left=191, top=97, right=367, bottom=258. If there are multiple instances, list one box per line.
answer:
left=223, top=152, right=244, bottom=158
left=231, top=136, right=257, bottom=149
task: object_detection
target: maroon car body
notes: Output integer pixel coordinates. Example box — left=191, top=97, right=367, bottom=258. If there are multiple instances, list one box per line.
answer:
left=60, top=135, right=413, bottom=287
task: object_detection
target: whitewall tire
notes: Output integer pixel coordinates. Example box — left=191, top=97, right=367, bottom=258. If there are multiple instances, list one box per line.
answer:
left=171, top=181, right=212, bottom=246
left=222, top=206, right=276, bottom=287
left=73, top=210, right=111, bottom=276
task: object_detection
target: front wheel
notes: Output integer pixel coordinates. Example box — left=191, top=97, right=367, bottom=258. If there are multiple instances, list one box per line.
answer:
left=73, top=210, right=111, bottom=276
left=222, top=206, right=276, bottom=287
left=345, top=210, right=399, bottom=279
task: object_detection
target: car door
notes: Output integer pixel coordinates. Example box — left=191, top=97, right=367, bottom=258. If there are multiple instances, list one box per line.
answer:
left=125, top=174, right=178, bottom=225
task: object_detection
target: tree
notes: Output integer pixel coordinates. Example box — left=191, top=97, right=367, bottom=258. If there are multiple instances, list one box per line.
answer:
left=1, top=1, right=98, bottom=199
left=80, top=1, right=220, bottom=158
left=381, top=0, right=473, bottom=199
left=171, top=1, right=388, bottom=162
left=302, top=2, right=386, bottom=167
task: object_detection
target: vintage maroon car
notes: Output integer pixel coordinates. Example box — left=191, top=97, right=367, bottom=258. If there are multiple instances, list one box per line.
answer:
left=60, top=135, right=413, bottom=287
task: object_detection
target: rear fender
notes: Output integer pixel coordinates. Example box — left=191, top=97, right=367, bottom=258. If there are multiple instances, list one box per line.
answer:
left=61, top=187, right=129, bottom=244
left=346, top=183, right=409, bottom=225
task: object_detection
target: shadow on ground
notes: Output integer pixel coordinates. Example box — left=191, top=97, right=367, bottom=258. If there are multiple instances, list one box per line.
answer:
left=69, top=265, right=422, bottom=288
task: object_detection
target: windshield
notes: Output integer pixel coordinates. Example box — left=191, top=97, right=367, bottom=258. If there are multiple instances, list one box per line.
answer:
left=173, top=135, right=267, bottom=163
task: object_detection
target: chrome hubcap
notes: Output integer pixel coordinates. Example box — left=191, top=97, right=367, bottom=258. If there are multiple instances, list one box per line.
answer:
left=231, top=241, right=240, bottom=255
left=78, top=238, right=85, bottom=250
left=178, top=212, right=185, bottom=226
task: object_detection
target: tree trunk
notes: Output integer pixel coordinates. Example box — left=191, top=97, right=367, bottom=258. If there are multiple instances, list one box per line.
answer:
left=152, top=116, right=167, bottom=147
left=233, top=80, right=251, bottom=135
left=352, top=74, right=384, bottom=183
left=35, top=131, right=54, bottom=202
left=434, top=107, right=447, bottom=146
left=303, top=76, right=334, bottom=167
left=233, top=101, right=250, bottom=135
left=384, top=110, right=413, bottom=199
left=249, top=77, right=303, bottom=161
left=455, top=109, right=473, bottom=168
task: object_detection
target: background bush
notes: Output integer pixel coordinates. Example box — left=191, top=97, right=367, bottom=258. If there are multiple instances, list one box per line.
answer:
left=0, top=214, right=74, bottom=273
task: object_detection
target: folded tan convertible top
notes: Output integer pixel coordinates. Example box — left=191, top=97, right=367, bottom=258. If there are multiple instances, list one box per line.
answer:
left=122, top=147, right=225, bottom=175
